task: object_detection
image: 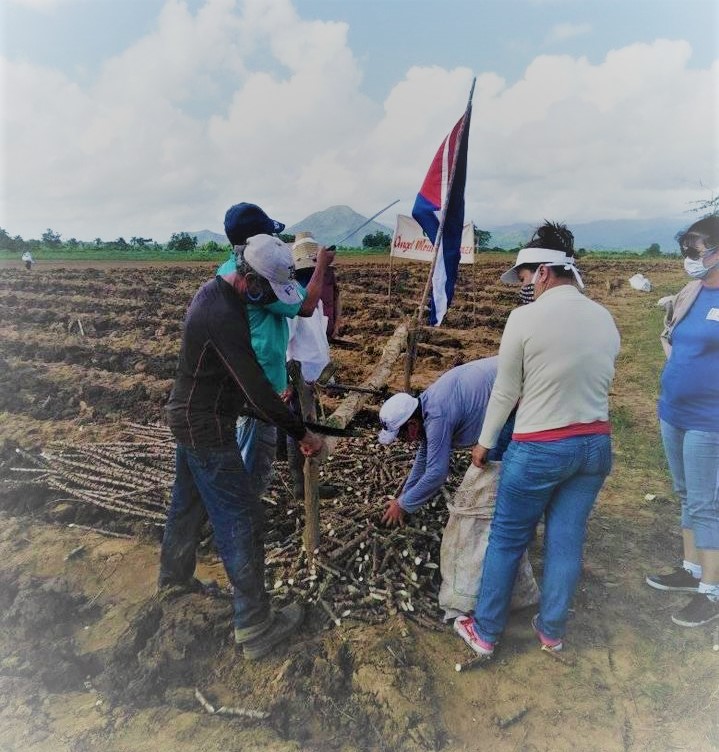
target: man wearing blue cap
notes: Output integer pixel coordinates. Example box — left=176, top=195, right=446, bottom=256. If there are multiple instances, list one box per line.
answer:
left=160, top=211, right=327, bottom=660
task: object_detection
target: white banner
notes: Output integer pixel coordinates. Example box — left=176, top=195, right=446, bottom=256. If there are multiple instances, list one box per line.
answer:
left=390, top=215, right=475, bottom=264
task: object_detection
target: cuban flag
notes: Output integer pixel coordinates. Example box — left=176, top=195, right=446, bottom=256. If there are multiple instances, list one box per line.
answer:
left=412, top=108, right=471, bottom=326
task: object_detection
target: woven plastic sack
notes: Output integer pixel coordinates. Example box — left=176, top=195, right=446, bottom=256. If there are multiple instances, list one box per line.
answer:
left=439, top=462, right=539, bottom=619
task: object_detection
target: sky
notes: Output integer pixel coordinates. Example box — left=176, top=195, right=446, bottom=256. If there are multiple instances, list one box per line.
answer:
left=0, top=0, right=717, bottom=242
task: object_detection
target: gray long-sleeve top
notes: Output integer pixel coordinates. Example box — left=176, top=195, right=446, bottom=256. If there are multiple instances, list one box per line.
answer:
left=398, top=357, right=497, bottom=514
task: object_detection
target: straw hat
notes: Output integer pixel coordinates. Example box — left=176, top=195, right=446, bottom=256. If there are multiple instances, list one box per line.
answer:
left=292, top=231, right=319, bottom=271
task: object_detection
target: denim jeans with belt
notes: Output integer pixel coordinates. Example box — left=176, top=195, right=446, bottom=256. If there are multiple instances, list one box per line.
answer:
left=158, top=443, right=270, bottom=632
left=474, top=434, right=612, bottom=642
left=660, top=419, right=719, bottom=550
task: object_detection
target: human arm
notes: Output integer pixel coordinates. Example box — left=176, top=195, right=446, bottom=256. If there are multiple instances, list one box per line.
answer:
left=381, top=444, right=428, bottom=527
left=209, top=306, right=311, bottom=443
left=397, top=420, right=454, bottom=514
left=331, top=278, right=342, bottom=338
left=299, top=246, right=336, bottom=316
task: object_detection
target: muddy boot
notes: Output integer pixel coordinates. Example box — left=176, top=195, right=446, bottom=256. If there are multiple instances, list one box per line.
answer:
left=157, top=577, right=227, bottom=600
left=241, top=603, right=304, bottom=660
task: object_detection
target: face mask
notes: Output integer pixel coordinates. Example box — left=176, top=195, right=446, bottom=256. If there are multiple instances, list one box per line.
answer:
left=519, top=268, right=541, bottom=304
left=684, top=250, right=719, bottom=279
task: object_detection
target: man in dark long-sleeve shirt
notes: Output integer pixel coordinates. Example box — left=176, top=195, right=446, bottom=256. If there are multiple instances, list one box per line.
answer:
left=160, top=232, right=323, bottom=660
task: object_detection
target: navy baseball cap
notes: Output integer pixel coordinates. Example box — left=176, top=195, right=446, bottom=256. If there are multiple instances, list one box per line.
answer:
left=224, top=202, right=285, bottom=245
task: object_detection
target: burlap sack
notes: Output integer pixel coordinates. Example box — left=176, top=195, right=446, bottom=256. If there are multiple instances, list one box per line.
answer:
left=439, top=462, right=539, bottom=618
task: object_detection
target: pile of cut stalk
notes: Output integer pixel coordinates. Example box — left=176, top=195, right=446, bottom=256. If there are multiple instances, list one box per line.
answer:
left=13, top=423, right=469, bottom=626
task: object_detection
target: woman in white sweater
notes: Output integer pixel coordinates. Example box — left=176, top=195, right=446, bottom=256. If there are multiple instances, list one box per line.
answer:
left=454, top=222, right=620, bottom=658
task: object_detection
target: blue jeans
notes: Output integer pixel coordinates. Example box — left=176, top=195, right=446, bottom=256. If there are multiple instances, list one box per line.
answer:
left=158, top=443, right=270, bottom=631
left=236, top=417, right=277, bottom=499
left=474, top=434, right=612, bottom=642
left=660, top=420, right=719, bottom=551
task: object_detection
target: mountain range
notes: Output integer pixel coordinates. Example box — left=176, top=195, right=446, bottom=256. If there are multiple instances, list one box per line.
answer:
left=188, top=206, right=693, bottom=253
left=187, top=205, right=392, bottom=249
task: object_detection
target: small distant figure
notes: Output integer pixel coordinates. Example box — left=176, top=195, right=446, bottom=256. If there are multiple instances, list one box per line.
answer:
left=21, top=251, right=33, bottom=270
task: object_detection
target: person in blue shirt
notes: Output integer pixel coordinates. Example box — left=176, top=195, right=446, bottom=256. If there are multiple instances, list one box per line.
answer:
left=646, top=214, right=719, bottom=628
left=377, top=357, right=513, bottom=526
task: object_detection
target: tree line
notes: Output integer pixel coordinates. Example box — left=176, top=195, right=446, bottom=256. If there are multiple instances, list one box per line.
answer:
left=0, top=228, right=228, bottom=255
left=0, top=226, right=681, bottom=257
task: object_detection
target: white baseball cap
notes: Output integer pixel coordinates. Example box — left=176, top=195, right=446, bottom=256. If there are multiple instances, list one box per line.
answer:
left=378, top=393, right=420, bottom=445
left=244, top=234, right=303, bottom=305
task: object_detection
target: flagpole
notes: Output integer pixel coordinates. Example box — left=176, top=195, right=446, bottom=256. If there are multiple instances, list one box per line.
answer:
left=471, top=222, right=478, bottom=327
left=404, top=77, right=476, bottom=392
left=387, top=248, right=394, bottom=318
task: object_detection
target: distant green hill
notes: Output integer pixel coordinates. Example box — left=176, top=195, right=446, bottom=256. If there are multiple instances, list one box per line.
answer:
left=486, top=217, right=687, bottom=253
left=185, top=205, right=392, bottom=249
left=186, top=210, right=691, bottom=254
left=287, top=205, right=393, bottom=247
left=185, top=229, right=229, bottom=246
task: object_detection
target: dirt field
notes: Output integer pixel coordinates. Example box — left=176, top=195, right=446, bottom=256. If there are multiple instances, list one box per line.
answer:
left=0, top=255, right=717, bottom=752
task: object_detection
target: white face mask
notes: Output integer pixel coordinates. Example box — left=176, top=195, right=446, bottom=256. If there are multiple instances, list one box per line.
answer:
left=684, top=249, right=719, bottom=279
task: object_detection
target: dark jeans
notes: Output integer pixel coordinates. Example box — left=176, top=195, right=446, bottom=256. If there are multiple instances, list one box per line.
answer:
left=158, top=443, right=270, bottom=630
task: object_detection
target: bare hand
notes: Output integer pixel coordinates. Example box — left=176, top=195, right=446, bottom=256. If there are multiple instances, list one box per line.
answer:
left=381, top=498, right=406, bottom=527
left=299, top=430, right=324, bottom=457
left=471, top=444, right=489, bottom=468
left=279, top=387, right=294, bottom=404
left=316, top=245, right=336, bottom=268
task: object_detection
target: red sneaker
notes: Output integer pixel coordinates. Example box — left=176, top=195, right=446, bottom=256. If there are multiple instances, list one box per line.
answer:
left=531, top=614, right=563, bottom=652
left=453, top=616, right=495, bottom=657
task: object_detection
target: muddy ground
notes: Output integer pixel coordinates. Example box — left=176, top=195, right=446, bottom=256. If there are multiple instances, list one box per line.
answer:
left=0, top=255, right=717, bottom=752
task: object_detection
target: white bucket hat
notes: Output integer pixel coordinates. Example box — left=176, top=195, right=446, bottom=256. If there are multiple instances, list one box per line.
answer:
left=244, top=234, right=303, bottom=305
left=378, top=393, right=420, bottom=445
left=500, top=247, right=584, bottom=288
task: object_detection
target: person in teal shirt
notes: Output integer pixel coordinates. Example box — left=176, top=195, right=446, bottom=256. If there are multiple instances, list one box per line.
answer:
left=217, top=203, right=334, bottom=498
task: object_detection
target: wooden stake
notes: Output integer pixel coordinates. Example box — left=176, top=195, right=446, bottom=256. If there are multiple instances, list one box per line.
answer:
left=302, top=321, right=408, bottom=563
left=303, top=455, right=321, bottom=562
left=387, top=249, right=394, bottom=318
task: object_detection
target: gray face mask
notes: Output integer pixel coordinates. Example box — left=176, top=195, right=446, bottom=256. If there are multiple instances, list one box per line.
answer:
left=684, top=249, right=719, bottom=279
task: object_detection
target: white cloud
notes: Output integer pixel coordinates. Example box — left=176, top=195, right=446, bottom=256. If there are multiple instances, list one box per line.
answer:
left=0, top=0, right=717, bottom=241
left=544, top=22, right=591, bottom=45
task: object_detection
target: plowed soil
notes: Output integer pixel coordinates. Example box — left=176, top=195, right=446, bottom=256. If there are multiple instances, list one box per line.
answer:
left=0, top=255, right=716, bottom=752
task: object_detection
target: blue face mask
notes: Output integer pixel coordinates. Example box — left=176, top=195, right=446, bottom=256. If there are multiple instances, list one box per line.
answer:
left=684, top=248, right=719, bottom=279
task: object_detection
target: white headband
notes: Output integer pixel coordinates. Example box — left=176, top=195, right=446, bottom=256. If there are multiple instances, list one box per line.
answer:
left=500, top=247, right=584, bottom=289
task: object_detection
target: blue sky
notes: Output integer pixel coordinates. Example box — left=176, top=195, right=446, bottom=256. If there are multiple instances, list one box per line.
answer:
left=1, top=0, right=717, bottom=241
